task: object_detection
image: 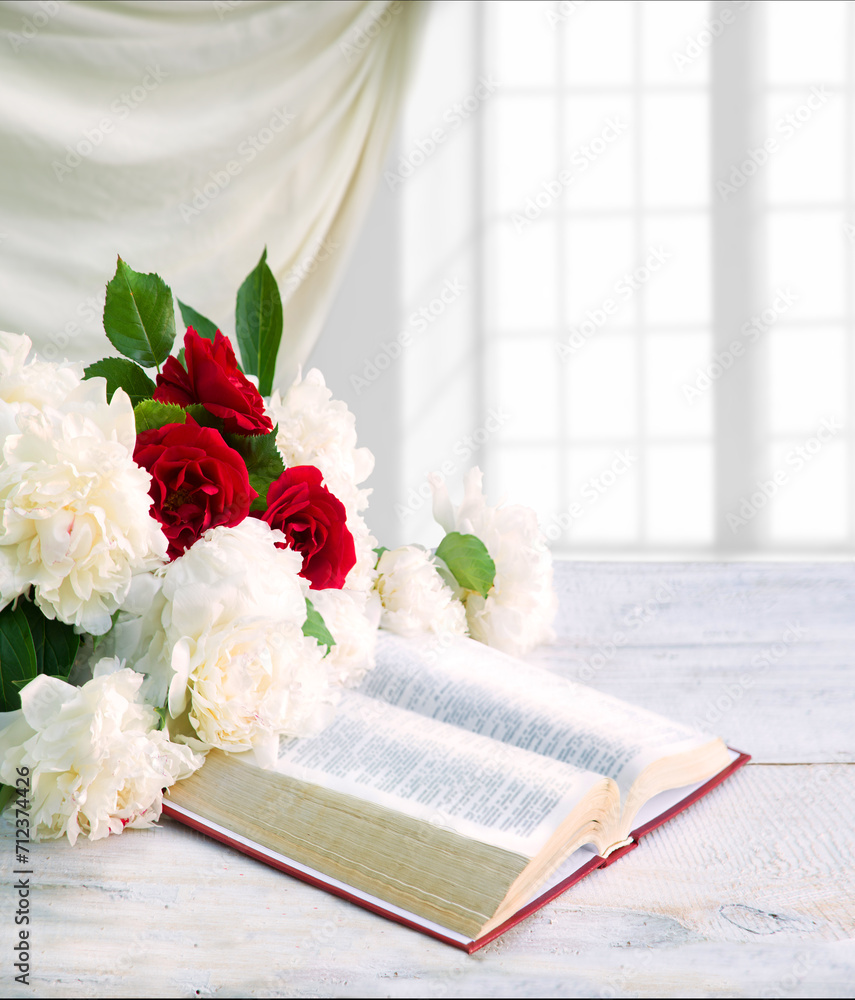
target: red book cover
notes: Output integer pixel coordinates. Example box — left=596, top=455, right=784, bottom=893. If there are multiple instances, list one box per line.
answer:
left=162, top=749, right=751, bottom=953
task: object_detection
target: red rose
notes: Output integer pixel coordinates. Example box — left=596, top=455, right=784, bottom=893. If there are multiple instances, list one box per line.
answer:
left=259, top=466, right=356, bottom=590
left=134, top=417, right=257, bottom=560
left=154, top=327, right=273, bottom=436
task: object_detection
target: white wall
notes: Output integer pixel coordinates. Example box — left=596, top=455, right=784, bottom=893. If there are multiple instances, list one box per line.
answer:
left=305, top=0, right=855, bottom=559
left=304, top=171, right=404, bottom=548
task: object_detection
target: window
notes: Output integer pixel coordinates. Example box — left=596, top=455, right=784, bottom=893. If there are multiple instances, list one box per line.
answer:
left=352, top=0, right=853, bottom=556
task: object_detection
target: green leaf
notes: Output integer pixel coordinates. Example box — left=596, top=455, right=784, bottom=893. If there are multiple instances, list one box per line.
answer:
left=83, top=357, right=157, bottom=406
left=134, top=399, right=188, bottom=434
left=235, top=247, right=283, bottom=396
left=103, top=256, right=176, bottom=369
left=183, top=403, right=223, bottom=431
left=302, top=598, right=335, bottom=654
left=11, top=677, right=36, bottom=689
left=0, top=784, right=14, bottom=813
left=224, top=427, right=284, bottom=513
left=435, top=531, right=496, bottom=599
left=18, top=598, right=79, bottom=677
left=177, top=299, right=220, bottom=343
left=0, top=602, right=37, bottom=713
left=177, top=348, right=185, bottom=368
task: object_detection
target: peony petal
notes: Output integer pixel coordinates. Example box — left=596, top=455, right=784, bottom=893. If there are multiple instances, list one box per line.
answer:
left=428, top=472, right=455, bottom=534
left=168, top=637, right=192, bottom=717
left=19, top=674, right=76, bottom=730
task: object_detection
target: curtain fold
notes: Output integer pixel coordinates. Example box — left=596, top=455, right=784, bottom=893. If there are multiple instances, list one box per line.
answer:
left=0, top=0, right=422, bottom=386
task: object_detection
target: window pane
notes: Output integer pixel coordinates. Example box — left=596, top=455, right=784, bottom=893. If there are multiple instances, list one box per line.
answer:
left=486, top=95, right=559, bottom=215
left=767, top=328, right=847, bottom=437
left=564, top=95, right=635, bottom=211
left=490, top=1, right=557, bottom=88
left=563, top=217, right=638, bottom=330
left=765, top=437, right=848, bottom=545
left=643, top=214, right=711, bottom=326
left=487, top=336, right=559, bottom=444
left=766, top=0, right=848, bottom=87
left=562, top=445, right=640, bottom=546
left=642, top=0, right=712, bottom=85
left=645, top=331, right=713, bottom=438
left=493, top=444, right=561, bottom=517
left=563, top=0, right=636, bottom=87
left=765, top=90, right=844, bottom=205
left=766, top=211, right=845, bottom=322
left=487, top=218, right=558, bottom=333
left=564, top=331, right=638, bottom=442
left=645, top=444, right=714, bottom=545
left=642, top=93, right=709, bottom=208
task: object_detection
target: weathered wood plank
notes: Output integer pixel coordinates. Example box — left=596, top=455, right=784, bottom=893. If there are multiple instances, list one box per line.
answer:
left=3, top=764, right=852, bottom=998
left=550, top=561, right=855, bottom=646
left=528, top=561, right=855, bottom=763
left=529, top=641, right=854, bottom=764
left=2, top=562, right=853, bottom=997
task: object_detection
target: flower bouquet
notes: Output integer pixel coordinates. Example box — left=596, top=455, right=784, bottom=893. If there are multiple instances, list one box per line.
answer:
left=0, top=250, right=556, bottom=845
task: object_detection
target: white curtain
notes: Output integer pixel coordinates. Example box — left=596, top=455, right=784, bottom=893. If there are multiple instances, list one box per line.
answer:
left=0, top=0, right=422, bottom=386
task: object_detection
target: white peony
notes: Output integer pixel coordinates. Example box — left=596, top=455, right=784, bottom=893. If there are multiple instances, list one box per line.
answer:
left=430, top=468, right=557, bottom=657
left=159, top=517, right=308, bottom=641
left=342, top=508, right=381, bottom=595
left=124, top=520, right=335, bottom=766
left=0, top=377, right=168, bottom=633
left=0, top=331, right=82, bottom=415
left=0, top=661, right=203, bottom=844
left=267, top=368, right=378, bottom=593
left=173, top=619, right=331, bottom=767
left=310, top=587, right=381, bottom=688
left=374, top=545, right=468, bottom=639
left=267, top=368, right=374, bottom=513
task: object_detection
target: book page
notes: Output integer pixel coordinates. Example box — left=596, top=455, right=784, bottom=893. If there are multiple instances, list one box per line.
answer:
left=360, top=634, right=714, bottom=795
left=274, top=690, right=612, bottom=858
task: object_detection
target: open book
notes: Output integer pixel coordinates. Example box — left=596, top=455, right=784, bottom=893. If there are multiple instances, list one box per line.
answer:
left=165, top=633, right=748, bottom=951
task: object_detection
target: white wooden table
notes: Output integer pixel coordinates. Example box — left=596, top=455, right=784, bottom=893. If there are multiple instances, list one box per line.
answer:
left=3, top=561, right=854, bottom=997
